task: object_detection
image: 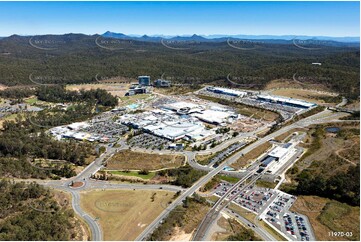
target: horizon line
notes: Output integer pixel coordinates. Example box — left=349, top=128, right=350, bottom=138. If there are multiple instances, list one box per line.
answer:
left=2, top=32, right=360, bottom=39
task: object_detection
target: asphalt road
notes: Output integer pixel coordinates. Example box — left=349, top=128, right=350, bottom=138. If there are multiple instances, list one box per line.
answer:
left=193, top=171, right=257, bottom=240
left=70, top=190, right=102, bottom=241
left=27, top=108, right=349, bottom=241
left=223, top=208, right=277, bottom=241
left=136, top=109, right=348, bottom=241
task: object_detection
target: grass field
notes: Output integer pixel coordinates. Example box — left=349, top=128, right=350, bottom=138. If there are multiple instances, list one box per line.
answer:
left=231, top=142, right=272, bottom=170
left=291, top=196, right=360, bottom=241
left=154, top=86, right=198, bottom=95
left=259, top=220, right=288, bottom=241
left=80, top=189, right=174, bottom=241
left=24, top=97, right=38, bottom=104
left=217, top=175, right=240, bottom=183
left=211, top=216, right=261, bottom=241
left=119, top=93, right=152, bottom=105
left=270, top=88, right=340, bottom=105
left=106, top=150, right=185, bottom=171
left=107, top=170, right=156, bottom=180
left=264, top=79, right=333, bottom=94
left=206, top=195, right=220, bottom=204
left=228, top=203, right=257, bottom=223
left=195, top=153, right=214, bottom=165
left=255, top=180, right=277, bottom=189
left=149, top=197, right=210, bottom=241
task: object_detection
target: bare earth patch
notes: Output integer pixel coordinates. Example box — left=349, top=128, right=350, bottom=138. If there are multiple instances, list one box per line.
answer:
left=270, top=88, right=338, bottom=105
left=66, top=82, right=132, bottom=97
left=231, top=142, right=272, bottom=170
left=264, top=79, right=332, bottom=93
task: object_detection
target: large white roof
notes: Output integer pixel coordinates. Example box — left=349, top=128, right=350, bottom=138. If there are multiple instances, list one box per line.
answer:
left=164, top=101, right=200, bottom=110
left=269, top=146, right=289, bottom=158
left=68, top=122, right=90, bottom=130
left=192, top=109, right=232, bottom=124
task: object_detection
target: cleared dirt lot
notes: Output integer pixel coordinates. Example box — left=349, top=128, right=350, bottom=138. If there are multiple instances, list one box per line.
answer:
left=231, top=142, right=272, bottom=170
left=80, top=189, right=174, bottom=241
left=270, top=88, right=339, bottom=105
left=66, top=82, right=131, bottom=97
left=264, top=79, right=333, bottom=93
left=291, top=196, right=360, bottom=241
left=106, top=150, right=185, bottom=171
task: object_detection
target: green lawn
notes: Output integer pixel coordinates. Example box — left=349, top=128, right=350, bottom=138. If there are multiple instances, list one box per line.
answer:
left=256, top=180, right=277, bottom=189
left=206, top=195, right=220, bottom=204
left=107, top=170, right=156, bottom=180
left=24, top=97, right=38, bottom=104
left=217, top=175, right=240, bottom=184
left=119, top=94, right=151, bottom=105
left=318, top=201, right=360, bottom=241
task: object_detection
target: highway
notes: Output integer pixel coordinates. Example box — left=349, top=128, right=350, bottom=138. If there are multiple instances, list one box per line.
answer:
left=223, top=208, right=276, bottom=241
left=136, top=108, right=348, bottom=240
left=24, top=107, right=350, bottom=241
left=193, top=171, right=257, bottom=240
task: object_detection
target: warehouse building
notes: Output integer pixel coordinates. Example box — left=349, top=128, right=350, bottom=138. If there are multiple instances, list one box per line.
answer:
left=206, top=86, right=248, bottom=97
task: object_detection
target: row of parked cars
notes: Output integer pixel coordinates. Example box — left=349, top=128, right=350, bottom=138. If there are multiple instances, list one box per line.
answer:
left=283, top=213, right=296, bottom=235
left=295, top=215, right=310, bottom=241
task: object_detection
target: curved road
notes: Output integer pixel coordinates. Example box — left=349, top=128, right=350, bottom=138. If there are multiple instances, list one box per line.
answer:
left=135, top=109, right=349, bottom=241
left=27, top=107, right=349, bottom=241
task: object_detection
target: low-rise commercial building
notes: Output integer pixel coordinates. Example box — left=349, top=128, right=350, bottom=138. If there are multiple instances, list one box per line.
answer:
left=206, top=86, right=248, bottom=97
left=256, top=95, right=316, bottom=109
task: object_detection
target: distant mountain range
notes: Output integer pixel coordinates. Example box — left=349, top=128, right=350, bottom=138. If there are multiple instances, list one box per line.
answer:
left=102, top=31, right=360, bottom=43
left=0, top=32, right=359, bottom=100
left=0, top=32, right=358, bottom=44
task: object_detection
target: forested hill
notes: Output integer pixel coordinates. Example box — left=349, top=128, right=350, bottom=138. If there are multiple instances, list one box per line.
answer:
left=0, top=34, right=359, bottom=99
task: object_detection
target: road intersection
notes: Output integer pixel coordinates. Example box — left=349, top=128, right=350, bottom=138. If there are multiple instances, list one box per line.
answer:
left=23, top=107, right=351, bottom=241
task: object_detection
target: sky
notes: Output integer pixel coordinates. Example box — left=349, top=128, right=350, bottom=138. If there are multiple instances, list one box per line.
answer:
left=0, top=1, right=359, bottom=37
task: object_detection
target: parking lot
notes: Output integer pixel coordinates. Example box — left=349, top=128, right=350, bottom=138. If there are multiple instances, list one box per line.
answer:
left=127, top=133, right=171, bottom=150
left=213, top=183, right=276, bottom=214
left=211, top=182, right=315, bottom=241
left=0, top=101, right=43, bottom=117
left=49, top=110, right=128, bottom=143
left=81, top=119, right=128, bottom=143
left=198, top=88, right=304, bottom=121
left=263, top=192, right=315, bottom=241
